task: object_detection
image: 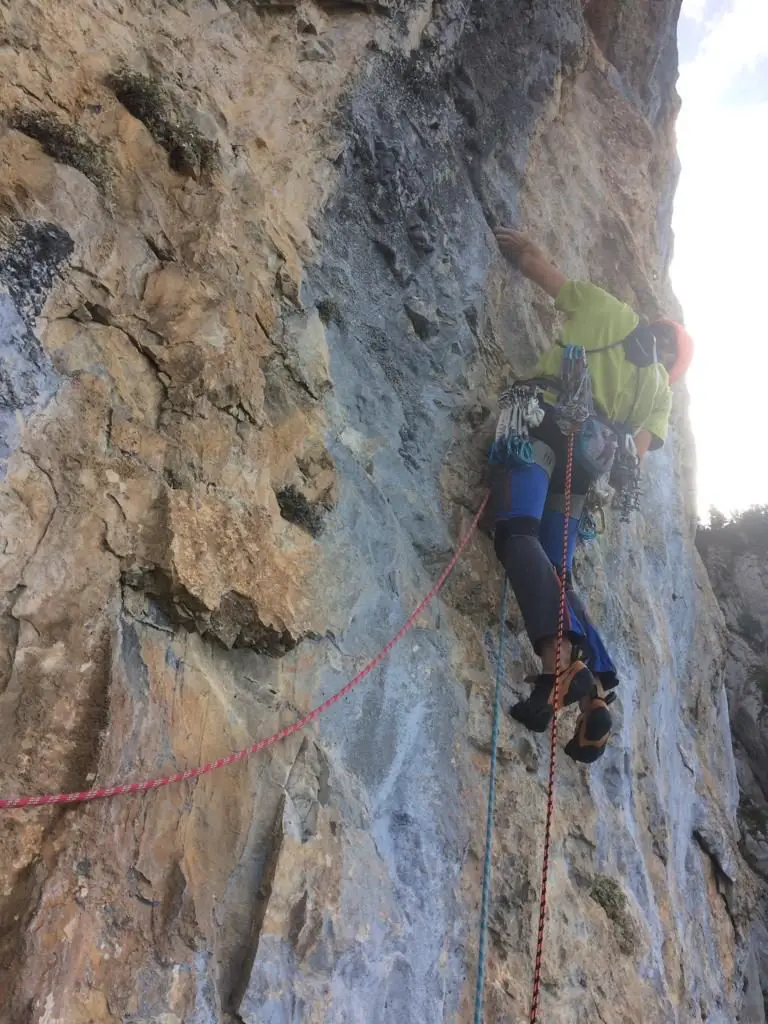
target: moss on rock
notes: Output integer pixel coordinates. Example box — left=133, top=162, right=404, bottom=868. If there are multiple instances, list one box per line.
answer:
left=7, top=110, right=110, bottom=190
left=590, top=875, right=640, bottom=956
left=107, top=67, right=218, bottom=179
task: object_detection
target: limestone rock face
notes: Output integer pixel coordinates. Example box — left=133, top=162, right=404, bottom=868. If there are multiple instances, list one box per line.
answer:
left=699, top=515, right=768, bottom=1021
left=0, top=1, right=756, bottom=1022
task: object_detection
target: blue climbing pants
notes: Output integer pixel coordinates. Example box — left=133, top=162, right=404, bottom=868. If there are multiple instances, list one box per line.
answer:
left=491, top=406, right=617, bottom=684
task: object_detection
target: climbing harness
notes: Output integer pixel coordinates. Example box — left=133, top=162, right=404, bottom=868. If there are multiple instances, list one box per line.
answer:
left=489, top=382, right=545, bottom=467
left=0, top=495, right=489, bottom=811
left=553, top=345, right=593, bottom=435
left=553, top=345, right=646, bottom=533
left=473, top=576, right=508, bottom=1024
left=548, top=330, right=675, bottom=521
left=490, top=331, right=658, bottom=527
left=528, top=429, right=575, bottom=1024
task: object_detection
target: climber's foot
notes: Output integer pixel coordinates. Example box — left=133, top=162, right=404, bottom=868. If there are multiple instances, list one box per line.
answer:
left=564, top=691, right=612, bottom=763
left=557, top=661, right=595, bottom=706
left=509, top=661, right=595, bottom=733
left=509, top=678, right=553, bottom=732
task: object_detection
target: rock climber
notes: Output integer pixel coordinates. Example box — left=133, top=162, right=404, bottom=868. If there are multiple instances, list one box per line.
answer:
left=489, top=227, right=693, bottom=763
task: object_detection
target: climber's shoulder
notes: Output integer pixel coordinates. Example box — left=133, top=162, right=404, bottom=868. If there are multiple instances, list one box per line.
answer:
left=556, top=280, right=639, bottom=349
left=555, top=280, right=634, bottom=321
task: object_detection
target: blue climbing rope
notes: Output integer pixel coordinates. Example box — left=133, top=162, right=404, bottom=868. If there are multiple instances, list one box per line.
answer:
left=474, top=575, right=508, bottom=1024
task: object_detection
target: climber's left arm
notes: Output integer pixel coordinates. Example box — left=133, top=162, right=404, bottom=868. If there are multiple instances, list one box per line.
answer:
left=494, top=228, right=567, bottom=299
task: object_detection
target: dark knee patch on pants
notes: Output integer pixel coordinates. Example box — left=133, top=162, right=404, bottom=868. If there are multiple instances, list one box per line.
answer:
left=494, top=517, right=540, bottom=559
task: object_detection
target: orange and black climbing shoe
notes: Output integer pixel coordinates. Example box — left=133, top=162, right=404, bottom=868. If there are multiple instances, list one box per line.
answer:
left=564, top=686, right=614, bottom=763
left=509, top=661, right=595, bottom=734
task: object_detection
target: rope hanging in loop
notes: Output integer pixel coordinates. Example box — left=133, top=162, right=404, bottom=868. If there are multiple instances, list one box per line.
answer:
left=528, top=430, right=576, bottom=1024
left=473, top=575, right=508, bottom=1024
left=0, top=496, right=490, bottom=811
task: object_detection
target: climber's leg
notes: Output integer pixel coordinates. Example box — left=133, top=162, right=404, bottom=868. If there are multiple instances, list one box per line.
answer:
left=491, top=433, right=568, bottom=658
left=538, top=495, right=615, bottom=760
left=491, top=413, right=594, bottom=731
left=536, top=491, right=584, bottom=674
left=495, top=521, right=595, bottom=731
left=539, top=497, right=619, bottom=688
left=563, top=583, right=619, bottom=691
left=500, top=410, right=597, bottom=660
left=538, top=493, right=583, bottom=579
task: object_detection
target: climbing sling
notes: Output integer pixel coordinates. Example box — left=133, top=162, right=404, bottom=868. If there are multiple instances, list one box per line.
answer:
left=491, top=325, right=657, bottom=524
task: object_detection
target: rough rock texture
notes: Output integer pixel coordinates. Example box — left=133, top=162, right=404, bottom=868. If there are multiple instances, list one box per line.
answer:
left=0, top=0, right=758, bottom=1022
left=699, top=515, right=768, bottom=1022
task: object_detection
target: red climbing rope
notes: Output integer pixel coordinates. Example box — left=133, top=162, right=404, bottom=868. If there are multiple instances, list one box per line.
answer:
left=529, top=431, right=575, bottom=1024
left=0, top=496, right=489, bottom=812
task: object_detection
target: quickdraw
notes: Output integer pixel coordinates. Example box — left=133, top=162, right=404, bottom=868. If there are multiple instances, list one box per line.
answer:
left=610, top=432, right=641, bottom=523
left=578, top=484, right=607, bottom=540
left=489, top=382, right=545, bottom=467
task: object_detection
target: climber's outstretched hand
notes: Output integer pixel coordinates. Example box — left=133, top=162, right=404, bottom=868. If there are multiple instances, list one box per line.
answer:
left=493, top=228, right=543, bottom=271
left=493, top=227, right=566, bottom=299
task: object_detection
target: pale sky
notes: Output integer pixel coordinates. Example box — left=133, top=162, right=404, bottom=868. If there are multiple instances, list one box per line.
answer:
left=671, top=0, right=768, bottom=519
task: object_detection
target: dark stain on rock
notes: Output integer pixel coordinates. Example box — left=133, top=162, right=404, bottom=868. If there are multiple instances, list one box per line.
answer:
left=7, top=110, right=111, bottom=190
left=122, top=570, right=299, bottom=658
left=0, top=221, right=70, bottom=467
left=107, top=66, right=219, bottom=179
left=119, top=616, right=152, bottom=702
left=276, top=485, right=327, bottom=537
left=0, top=220, right=74, bottom=326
